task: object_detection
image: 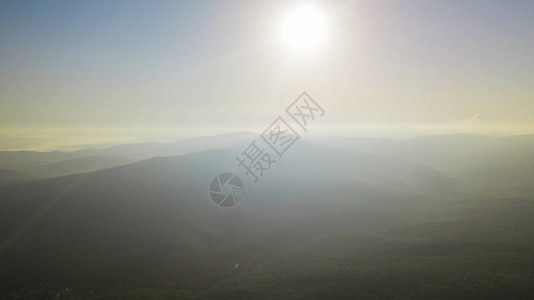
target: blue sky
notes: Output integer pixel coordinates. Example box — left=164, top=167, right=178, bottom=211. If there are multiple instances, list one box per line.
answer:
left=1, top=0, right=533, bottom=150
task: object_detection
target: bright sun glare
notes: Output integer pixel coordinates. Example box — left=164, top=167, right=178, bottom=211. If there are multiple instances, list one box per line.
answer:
left=280, top=4, right=327, bottom=55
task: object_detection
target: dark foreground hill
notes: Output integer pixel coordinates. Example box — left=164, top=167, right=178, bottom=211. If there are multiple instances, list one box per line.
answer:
left=0, top=169, right=37, bottom=187
left=0, top=141, right=533, bottom=299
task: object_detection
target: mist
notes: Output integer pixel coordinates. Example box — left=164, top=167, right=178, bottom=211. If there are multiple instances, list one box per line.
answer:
left=1, top=0, right=534, bottom=299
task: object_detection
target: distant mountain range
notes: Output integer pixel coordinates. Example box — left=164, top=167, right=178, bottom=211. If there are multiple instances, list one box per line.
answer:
left=2, top=133, right=533, bottom=196
left=0, top=132, right=256, bottom=186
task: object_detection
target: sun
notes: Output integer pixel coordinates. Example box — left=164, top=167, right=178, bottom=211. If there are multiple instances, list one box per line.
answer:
left=280, top=4, right=327, bottom=55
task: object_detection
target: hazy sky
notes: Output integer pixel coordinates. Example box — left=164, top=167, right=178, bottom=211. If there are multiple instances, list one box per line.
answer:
left=1, top=0, right=533, bottom=150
